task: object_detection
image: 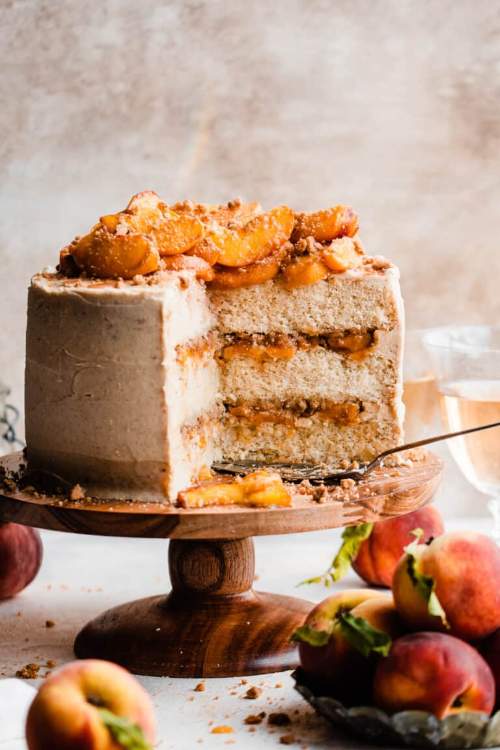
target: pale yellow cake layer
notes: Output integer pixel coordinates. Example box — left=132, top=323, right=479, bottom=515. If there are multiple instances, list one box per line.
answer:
left=221, top=410, right=403, bottom=465
left=220, top=329, right=401, bottom=405
left=210, top=264, right=402, bottom=335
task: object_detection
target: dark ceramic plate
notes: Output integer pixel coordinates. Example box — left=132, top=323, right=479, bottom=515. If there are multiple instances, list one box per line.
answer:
left=293, top=670, right=500, bottom=749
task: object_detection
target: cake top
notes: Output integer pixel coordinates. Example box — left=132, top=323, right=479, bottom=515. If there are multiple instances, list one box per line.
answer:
left=53, top=191, right=392, bottom=291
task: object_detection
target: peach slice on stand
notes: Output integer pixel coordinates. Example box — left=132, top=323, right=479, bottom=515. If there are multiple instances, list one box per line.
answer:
left=178, top=470, right=291, bottom=508
left=292, top=205, right=359, bottom=242
left=205, top=205, right=294, bottom=267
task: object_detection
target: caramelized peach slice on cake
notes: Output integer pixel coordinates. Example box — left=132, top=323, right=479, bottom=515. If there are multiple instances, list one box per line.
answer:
left=172, top=199, right=262, bottom=228
left=178, top=470, right=291, bottom=508
left=71, top=230, right=160, bottom=279
left=281, top=254, right=329, bottom=289
left=292, top=205, right=359, bottom=243
left=209, top=243, right=290, bottom=289
left=125, top=192, right=205, bottom=256
left=202, top=205, right=294, bottom=267
left=321, top=236, right=364, bottom=273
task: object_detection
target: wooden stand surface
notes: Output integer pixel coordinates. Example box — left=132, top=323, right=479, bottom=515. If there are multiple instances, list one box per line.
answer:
left=0, top=451, right=443, bottom=677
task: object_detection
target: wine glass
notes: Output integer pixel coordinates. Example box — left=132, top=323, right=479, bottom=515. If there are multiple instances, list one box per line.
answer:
left=423, top=325, right=500, bottom=542
left=403, top=329, right=440, bottom=442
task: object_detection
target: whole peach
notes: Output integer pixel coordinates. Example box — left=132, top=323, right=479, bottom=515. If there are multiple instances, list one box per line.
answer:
left=374, top=632, right=495, bottom=718
left=392, top=531, right=500, bottom=641
left=26, top=659, right=156, bottom=750
left=0, top=522, right=43, bottom=599
left=353, top=506, right=444, bottom=587
left=294, top=589, right=401, bottom=703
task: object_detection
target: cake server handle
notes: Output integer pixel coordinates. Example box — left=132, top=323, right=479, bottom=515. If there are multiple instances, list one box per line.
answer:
left=355, top=419, right=500, bottom=479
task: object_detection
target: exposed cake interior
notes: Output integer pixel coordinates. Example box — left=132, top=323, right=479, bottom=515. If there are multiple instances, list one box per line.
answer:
left=25, top=192, right=404, bottom=504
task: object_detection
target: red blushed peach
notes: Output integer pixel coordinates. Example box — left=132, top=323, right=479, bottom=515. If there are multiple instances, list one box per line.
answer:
left=374, top=632, right=495, bottom=718
left=26, top=659, right=156, bottom=750
left=0, top=523, right=43, bottom=599
left=392, top=531, right=500, bottom=641
left=352, top=506, right=444, bottom=588
left=293, top=589, right=402, bottom=703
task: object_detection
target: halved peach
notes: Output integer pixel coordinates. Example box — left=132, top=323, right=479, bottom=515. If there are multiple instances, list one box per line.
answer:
left=206, top=205, right=294, bottom=267
left=162, top=253, right=215, bottom=282
left=209, top=243, right=290, bottom=289
left=72, top=230, right=160, bottom=279
left=178, top=470, right=291, bottom=508
left=292, top=205, right=359, bottom=242
left=281, top=254, right=329, bottom=289
left=321, top=236, right=363, bottom=273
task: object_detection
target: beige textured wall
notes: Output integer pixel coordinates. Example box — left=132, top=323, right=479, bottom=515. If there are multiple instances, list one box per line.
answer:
left=1, top=0, right=500, bottom=441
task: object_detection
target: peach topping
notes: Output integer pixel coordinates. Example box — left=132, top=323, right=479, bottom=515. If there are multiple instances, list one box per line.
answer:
left=177, top=470, right=291, bottom=508
left=59, top=193, right=365, bottom=287
left=203, top=205, right=294, bottom=267
left=292, top=205, right=358, bottom=243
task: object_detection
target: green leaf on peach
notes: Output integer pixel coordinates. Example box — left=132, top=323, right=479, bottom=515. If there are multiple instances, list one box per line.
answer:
left=98, top=708, right=152, bottom=750
left=299, top=523, right=373, bottom=586
left=406, top=552, right=449, bottom=628
left=337, top=612, right=392, bottom=658
left=291, top=624, right=331, bottom=647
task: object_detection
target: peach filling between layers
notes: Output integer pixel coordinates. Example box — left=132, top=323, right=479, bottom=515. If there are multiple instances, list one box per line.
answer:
left=220, top=331, right=376, bottom=363
left=226, top=400, right=361, bottom=428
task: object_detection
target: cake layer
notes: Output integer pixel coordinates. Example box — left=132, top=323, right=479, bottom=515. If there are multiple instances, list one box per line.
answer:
left=25, top=272, right=219, bottom=502
left=210, top=262, right=402, bottom=335
left=219, top=328, right=400, bottom=405
left=221, top=407, right=403, bottom=465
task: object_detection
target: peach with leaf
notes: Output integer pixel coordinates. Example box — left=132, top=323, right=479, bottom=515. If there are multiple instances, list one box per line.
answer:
left=392, top=531, right=500, bottom=641
left=293, top=589, right=403, bottom=703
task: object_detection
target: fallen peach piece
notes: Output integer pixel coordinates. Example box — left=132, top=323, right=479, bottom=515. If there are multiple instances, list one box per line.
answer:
left=205, top=205, right=294, bottom=267
left=374, top=632, right=495, bottom=718
left=292, top=205, right=359, bottom=242
left=178, top=470, right=291, bottom=508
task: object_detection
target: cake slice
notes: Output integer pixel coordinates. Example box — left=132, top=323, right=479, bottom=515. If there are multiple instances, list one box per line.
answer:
left=24, top=193, right=404, bottom=504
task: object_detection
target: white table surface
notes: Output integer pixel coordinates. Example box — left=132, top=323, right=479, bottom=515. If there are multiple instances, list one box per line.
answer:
left=0, top=516, right=491, bottom=749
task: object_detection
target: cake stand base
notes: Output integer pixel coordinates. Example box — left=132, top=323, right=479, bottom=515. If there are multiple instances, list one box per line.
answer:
left=74, top=538, right=311, bottom=677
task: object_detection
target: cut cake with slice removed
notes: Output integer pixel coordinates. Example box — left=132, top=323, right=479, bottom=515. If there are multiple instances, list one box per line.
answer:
left=24, top=194, right=405, bottom=504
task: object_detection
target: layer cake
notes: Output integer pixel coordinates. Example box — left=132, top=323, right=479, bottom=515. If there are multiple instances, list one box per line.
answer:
left=24, top=194, right=404, bottom=504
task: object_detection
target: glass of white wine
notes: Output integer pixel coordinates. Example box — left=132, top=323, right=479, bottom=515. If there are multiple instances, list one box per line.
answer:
left=424, top=326, right=500, bottom=541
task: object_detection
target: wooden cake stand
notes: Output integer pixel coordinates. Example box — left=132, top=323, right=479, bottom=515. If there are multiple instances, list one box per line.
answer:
left=0, top=451, right=442, bottom=678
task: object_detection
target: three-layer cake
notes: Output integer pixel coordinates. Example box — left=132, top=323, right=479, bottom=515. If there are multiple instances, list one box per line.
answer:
left=25, top=193, right=404, bottom=504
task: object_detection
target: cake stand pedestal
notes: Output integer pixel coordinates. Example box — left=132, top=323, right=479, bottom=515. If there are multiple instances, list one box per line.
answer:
left=0, top=451, right=442, bottom=678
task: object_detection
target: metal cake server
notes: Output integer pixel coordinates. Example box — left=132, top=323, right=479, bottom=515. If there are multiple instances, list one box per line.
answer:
left=213, top=420, right=500, bottom=485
